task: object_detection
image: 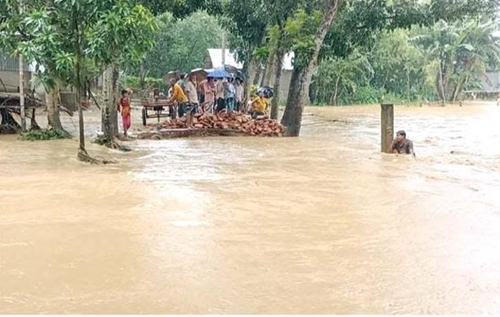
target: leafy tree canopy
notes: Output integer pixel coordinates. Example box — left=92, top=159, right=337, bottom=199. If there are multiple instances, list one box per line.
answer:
left=134, top=10, right=223, bottom=77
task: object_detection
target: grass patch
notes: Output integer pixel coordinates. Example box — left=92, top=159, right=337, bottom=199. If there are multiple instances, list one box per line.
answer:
left=20, top=129, right=70, bottom=141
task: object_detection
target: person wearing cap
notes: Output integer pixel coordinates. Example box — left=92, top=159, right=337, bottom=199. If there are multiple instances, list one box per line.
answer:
left=391, top=130, right=416, bottom=157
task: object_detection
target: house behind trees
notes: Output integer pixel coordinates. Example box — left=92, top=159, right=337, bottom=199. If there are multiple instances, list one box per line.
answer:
left=0, top=54, right=31, bottom=93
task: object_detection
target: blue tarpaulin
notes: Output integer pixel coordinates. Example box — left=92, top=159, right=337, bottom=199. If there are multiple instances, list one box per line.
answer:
left=207, top=67, right=232, bottom=78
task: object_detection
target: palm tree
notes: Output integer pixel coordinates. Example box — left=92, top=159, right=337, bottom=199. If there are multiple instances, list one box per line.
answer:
left=412, top=19, right=500, bottom=103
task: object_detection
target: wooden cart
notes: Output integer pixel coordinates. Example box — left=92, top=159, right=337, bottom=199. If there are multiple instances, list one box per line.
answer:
left=141, top=99, right=175, bottom=126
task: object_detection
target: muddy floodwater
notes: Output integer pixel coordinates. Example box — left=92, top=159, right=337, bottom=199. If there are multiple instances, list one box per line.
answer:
left=1, top=103, right=500, bottom=314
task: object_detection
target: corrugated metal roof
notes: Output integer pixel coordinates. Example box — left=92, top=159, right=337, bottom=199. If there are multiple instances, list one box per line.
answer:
left=0, top=54, right=30, bottom=72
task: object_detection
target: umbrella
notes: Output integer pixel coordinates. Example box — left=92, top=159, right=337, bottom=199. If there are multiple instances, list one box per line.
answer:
left=257, top=86, right=274, bottom=98
left=235, top=70, right=246, bottom=81
left=188, top=68, right=208, bottom=82
left=224, top=65, right=238, bottom=75
left=163, top=70, right=180, bottom=83
left=207, top=67, right=232, bottom=79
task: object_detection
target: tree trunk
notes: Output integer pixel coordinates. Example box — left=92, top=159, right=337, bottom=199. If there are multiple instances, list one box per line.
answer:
left=271, top=48, right=285, bottom=119
left=102, top=67, right=118, bottom=137
left=263, top=49, right=276, bottom=87
left=253, top=62, right=263, bottom=86
left=435, top=69, right=444, bottom=102
left=333, top=76, right=341, bottom=105
left=406, top=70, right=411, bottom=104
left=73, top=3, right=98, bottom=163
left=247, top=56, right=256, bottom=87
left=253, top=66, right=262, bottom=86
left=74, top=8, right=85, bottom=155
left=30, top=108, right=40, bottom=130
left=102, top=68, right=113, bottom=139
left=439, top=61, right=446, bottom=105
left=450, top=81, right=460, bottom=102
left=260, top=61, right=269, bottom=87
left=140, top=62, right=146, bottom=89
left=271, top=25, right=285, bottom=120
left=281, top=0, right=343, bottom=136
left=281, top=67, right=301, bottom=124
left=101, top=65, right=121, bottom=148
left=46, top=83, right=68, bottom=135
left=244, top=54, right=257, bottom=112
left=451, top=78, right=465, bottom=102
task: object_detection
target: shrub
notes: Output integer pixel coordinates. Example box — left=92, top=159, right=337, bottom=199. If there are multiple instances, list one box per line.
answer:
left=20, top=129, right=70, bottom=141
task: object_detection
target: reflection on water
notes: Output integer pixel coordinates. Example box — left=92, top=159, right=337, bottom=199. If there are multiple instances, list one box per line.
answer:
left=1, top=103, right=500, bottom=314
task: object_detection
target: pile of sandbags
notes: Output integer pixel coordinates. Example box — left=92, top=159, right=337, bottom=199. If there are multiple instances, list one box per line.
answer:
left=152, top=112, right=285, bottom=137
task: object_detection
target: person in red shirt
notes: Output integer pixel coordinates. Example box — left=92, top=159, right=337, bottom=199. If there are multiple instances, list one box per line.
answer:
left=118, top=89, right=131, bottom=137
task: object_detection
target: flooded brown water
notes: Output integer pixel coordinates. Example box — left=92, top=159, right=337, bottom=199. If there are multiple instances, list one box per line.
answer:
left=1, top=103, right=500, bottom=314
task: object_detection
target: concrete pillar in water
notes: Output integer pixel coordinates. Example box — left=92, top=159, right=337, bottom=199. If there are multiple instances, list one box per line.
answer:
left=381, top=102, right=394, bottom=153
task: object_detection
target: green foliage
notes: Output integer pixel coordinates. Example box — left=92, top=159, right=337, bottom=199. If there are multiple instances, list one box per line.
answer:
left=370, top=29, right=433, bottom=102
left=121, top=75, right=165, bottom=91
left=132, top=11, right=222, bottom=77
left=20, top=129, right=69, bottom=141
left=310, top=17, right=500, bottom=106
left=284, top=8, right=323, bottom=70
left=139, top=0, right=222, bottom=17
left=320, top=0, right=499, bottom=60
left=310, top=50, right=374, bottom=105
left=1, top=0, right=157, bottom=92
left=88, top=1, right=158, bottom=70
left=412, top=19, right=500, bottom=101
left=222, top=0, right=268, bottom=65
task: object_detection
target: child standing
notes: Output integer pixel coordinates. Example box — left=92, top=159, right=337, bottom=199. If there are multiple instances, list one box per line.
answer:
left=225, top=78, right=236, bottom=113
left=118, top=89, right=131, bottom=137
left=235, top=78, right=244, bottom=112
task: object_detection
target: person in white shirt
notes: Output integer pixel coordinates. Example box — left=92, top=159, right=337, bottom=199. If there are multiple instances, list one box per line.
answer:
left=184, top=74, right=199, bottom=127
left=185, top=74, right=199, bottom=109
left=235, top=78, right=244, bottom=112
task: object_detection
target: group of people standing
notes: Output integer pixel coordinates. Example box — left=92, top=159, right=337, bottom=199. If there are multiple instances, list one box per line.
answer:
left=116, top=72, right=271, bottom=136
left=167, top=74, right=245, bottom=115
left=166, top=73, right=268, bottom=120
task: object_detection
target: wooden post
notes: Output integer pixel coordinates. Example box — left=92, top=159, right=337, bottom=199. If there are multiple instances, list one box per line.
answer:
left=381, top=102, right=394, bottom=153
left=19, top=54, right=26, bottom=132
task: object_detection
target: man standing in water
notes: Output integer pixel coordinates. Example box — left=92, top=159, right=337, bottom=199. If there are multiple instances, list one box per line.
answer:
left=391, top=130, right=416, bottom=157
